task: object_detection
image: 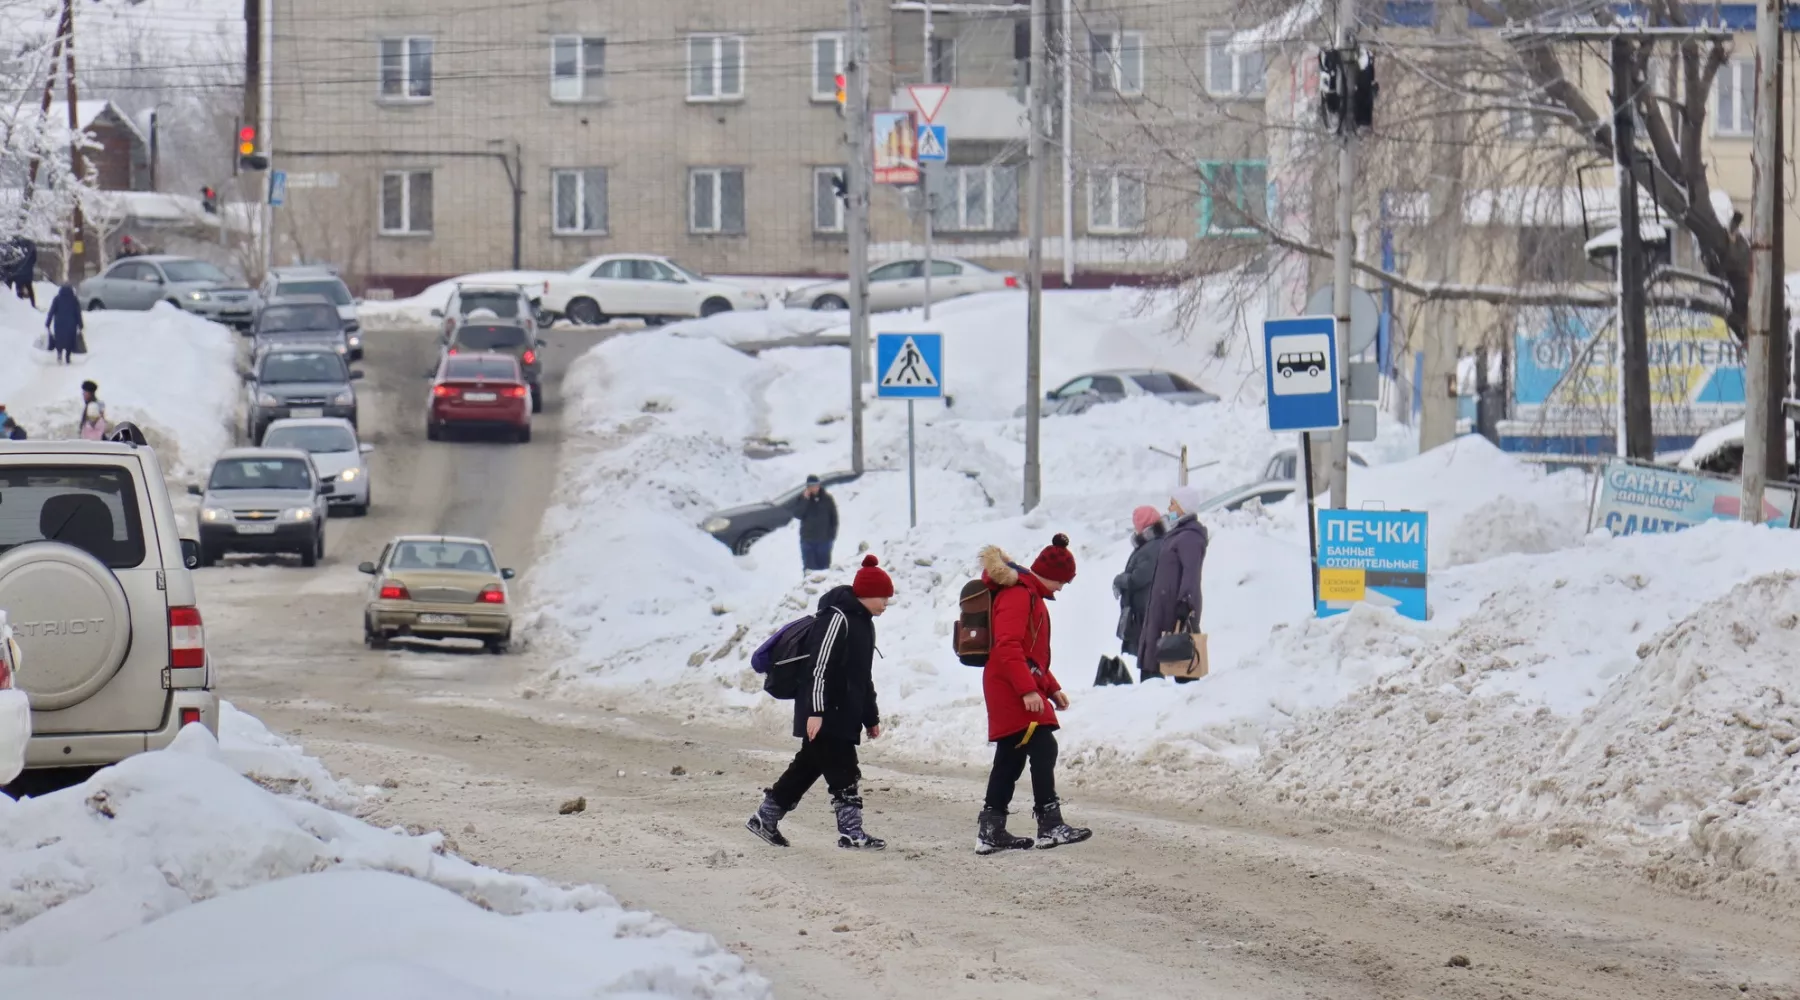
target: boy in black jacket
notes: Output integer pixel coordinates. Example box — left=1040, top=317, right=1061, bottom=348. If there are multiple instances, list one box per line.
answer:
left=747, top=554, right=893, bottom=850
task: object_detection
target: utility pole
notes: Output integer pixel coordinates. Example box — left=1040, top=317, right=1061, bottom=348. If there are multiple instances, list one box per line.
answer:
left=846, top=0, right=871, bottom=475
left=1326, top=0, right=1356, bottom=509
left=1611, top=37, right=1654, bottom=461
left=1060, top=0, right=1074, bottom=287
left=1023, top=0, right=1046, bottom=512
left=259, top=0, right=273, bottom=273
left=62, top=0, right=87, bottom=280
left=1742, top=0, right=1781, bottom=517
left=922, top=1, right=935, bottom=321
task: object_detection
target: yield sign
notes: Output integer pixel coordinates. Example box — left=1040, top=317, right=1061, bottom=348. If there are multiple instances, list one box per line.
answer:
left=906, top=84, right=950, bottom=124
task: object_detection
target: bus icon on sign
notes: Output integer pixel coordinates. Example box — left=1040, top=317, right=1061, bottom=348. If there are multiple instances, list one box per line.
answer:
left=1268, top=332, right=1333, bottom=396
left=1276, top=351, right=1326, bottom=378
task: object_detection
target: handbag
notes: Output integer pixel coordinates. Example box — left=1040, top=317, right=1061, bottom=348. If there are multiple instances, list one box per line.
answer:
left=1156, top=618, right=1209, bottom=680
left=73, top=331, right=88, bottom=354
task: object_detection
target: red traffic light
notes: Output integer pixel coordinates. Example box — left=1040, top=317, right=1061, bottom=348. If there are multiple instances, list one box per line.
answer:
left=238, top=126, right=255, bottom=142
left=834, top=73, right=846, bottom=103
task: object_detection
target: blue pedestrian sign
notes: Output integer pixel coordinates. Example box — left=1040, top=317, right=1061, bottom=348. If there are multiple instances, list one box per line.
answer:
left=1316, top=510, right=1428, bottom=621
left=268, top=170, right=287, bottom=208
left=1263, top=315, right=1341, bottom=432
left=876, top=332, right=943, bottom=399
left=917, top=124, right=948, bottom=162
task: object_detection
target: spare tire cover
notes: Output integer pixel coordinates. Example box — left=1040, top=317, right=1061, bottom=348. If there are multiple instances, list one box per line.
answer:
left=0, top=542, right=134, bottom=711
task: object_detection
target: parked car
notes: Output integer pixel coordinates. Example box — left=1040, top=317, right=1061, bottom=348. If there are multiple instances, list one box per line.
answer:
left=0, top=437, right=216, bottom=776
left=428, top=352, right=532, bottom=442
left=252, top=295, right=350, bottom=359
left=77, top=255, right=258, bottom=328
left=445, top=321, right=545, bottom=413
left=1676, top=418, right=1797, bottom=477
left=1197, top=449, right=1371, bottom=514
left=359, top=535, right=516, bottom=653
left=434, top=282, right=543, bottom=346
left=538, top=254, right=766, bottom=326
left=243, top=345, right=363, bottom=444
left=1013, top=369, right=1221, bottom=417
left=259, top=266, right=363, bottom=359
left=0, top=613, right=26, bottom=786
left=700, top=470, right=861, bottom=555
left=1259, top=447, right=1368, bottom=482
left=785, top=257, right=1020, bottom=313
left=190, top=447, right=332, bottom=566
left=261, top=417, right=375, bottom=516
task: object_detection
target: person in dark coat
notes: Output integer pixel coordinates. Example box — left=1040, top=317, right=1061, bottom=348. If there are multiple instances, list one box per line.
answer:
left=1113, top=505, right=1168, bottom=682
left=747, top=555, right=892, bottom=851
left=7, top=237, right=37, bottom=306
left=1137, top=485, right=1209, bottom=682
left=788, top=474, right=839, bottom=572
left=45, top=283, right=82, bottom=365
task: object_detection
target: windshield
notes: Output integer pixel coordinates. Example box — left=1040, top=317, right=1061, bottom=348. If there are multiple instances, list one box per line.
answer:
left=443, top=357, right=519, bottom=380
left=161, top=260, right=230, bottom=283
left=263, top=425, right=357, bottom=453
left=458, top=292, right=522, bottom=317
left=259, top=304, right=341, bottom=332
left=276, top=279, right=353, bottom=306
left=261, top=351, right=347, bottom=384
left=453, top=325, right=527, bottom=350
left=209, top=458, right=313, bottom=491
left=389, top=540, right=497, bottom=573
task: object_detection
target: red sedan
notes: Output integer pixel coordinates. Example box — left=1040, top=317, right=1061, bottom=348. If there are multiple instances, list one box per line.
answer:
left=428, top=352, right=533, bottom=443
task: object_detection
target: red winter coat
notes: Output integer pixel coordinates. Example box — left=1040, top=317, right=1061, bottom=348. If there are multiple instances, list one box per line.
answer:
left=978, top=545, right=1063, bottom=741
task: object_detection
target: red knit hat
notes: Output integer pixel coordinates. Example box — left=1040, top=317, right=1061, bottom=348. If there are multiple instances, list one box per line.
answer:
left=853, top=554, right=894, bottom=599
left=1030, top=533, right=1076, bottom=584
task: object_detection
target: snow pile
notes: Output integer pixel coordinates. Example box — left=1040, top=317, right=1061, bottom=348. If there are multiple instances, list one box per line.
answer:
left=216, top=702, right=365, bottom=810
left=0, top=718, right=768, bottom=999
left=0, top=296, right=238, bottom=482
left=664, top=308, right=846, bottom=347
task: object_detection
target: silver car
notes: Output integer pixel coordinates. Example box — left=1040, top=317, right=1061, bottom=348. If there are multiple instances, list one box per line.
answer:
left=784, top=256, right=1019, bottom=313
left=77, top=255, right=258, bottom=329
left=261, top=417, right=374, bottom=516
left=190, top=447, right=333, bottom=566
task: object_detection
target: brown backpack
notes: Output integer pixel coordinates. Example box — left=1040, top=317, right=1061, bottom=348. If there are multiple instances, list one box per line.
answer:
left=952, top=579, right=1040, bottom=667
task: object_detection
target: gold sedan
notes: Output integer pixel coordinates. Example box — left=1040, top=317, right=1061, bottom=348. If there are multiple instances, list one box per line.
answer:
left=359, top=535, right=516, bottom=653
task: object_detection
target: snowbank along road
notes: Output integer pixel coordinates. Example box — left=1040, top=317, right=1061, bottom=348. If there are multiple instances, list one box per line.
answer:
left=207, top=321, right=1800, bottom=999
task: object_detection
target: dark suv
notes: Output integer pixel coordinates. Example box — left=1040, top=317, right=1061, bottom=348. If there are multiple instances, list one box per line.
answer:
left=243, top=346, right=363, bottom=444
left=253, top=296, right=349, bottom=360
left=447, top=322, right=545, bottom=413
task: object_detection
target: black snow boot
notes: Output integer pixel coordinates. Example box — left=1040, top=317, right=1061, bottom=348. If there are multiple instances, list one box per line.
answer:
left=1033, top=799, right=1093, bottom=849
left=975, top=807, right=1035, bottom=855
left=832, top=787, right=886, bottom=850
left=1109, top=657, right=1134, bottom=685
left=745, top=789, right=791, bottom=848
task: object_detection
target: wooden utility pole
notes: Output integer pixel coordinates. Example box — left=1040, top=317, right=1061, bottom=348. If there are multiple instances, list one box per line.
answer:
left=1742, top=0, right=1782, bottom=515
left=1611, top=37, right=1654, bottom=461
left=1022, top=0, right=1046, bottom=511
left=62, top=0, right=88, bottom=279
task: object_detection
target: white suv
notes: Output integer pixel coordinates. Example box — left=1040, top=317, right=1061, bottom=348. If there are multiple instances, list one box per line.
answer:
left=0, top=438, right=217, bottom=773
left=434, top=283, right=542, bottom=348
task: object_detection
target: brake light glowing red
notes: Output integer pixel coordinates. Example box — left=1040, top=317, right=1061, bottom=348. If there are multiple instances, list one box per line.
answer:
left=169, top=606, right=205, bottom=669
left=503, top=385, right=528, bottom=398
left=1004, top=275, right=1020, bottom=289
left=379, top=582, right=410, bottom=600
left=433, top=385, right=454, bottom=398
left=522, top=349, right=536, bottom=366
left=478, top=586, right=506, bottom=604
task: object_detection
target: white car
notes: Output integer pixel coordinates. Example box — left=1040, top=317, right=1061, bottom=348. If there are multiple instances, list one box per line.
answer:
left=538, top=254, right=766, bottom=327
left=784, top=256, right=1020, bottom=313
left=260, top=417, right=375, bottom=516
left=1, top=613, right=25, bottom=786
left=433, top=282, right=544, bottom=347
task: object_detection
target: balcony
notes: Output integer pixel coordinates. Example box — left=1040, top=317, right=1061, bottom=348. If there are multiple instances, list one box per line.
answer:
left=888, top=86, right=1026, bottom=142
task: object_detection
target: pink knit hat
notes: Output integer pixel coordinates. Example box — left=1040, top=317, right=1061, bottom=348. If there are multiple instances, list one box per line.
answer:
left=1131, top=505, right=1161, bottom=533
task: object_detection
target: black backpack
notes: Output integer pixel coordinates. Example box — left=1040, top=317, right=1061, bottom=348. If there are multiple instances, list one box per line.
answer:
left=751, top=614, right=817, bottom=699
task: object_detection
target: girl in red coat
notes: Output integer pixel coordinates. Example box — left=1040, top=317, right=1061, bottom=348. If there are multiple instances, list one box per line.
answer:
left=974, top=534, right=1094, bottom=854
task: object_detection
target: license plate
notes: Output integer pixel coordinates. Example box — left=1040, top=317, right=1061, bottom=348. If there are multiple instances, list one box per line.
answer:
left=237, top=523, right=276, bottom=534
left=418, top=613, right=466, bottom=625
left=290, top=408, right=324, bottom=418
left=463, top=392, right=497, bottom=403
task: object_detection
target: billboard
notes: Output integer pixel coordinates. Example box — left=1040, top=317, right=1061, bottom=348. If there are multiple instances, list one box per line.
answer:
left=1592, top=458, right=1796, bottom=535
left=1315, top=510, right=1429, bottom=621
left=1513, top=307, right=1745, bottom=433
left=872, top=111, right=918, bottom=185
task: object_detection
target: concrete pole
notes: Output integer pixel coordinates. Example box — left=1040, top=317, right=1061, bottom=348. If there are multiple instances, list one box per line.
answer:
left=1023, top=0, right=1046, bottom=512
left=1742, top=0, right=1781, bottom=517
left=259, top=0, right=274, bottom=274
left=846, top=0, right=871, bottom=475
left=922, top=1, right=934, bottom=321
left=1327, top=5, right=1355, bottom=510
left=1060, top=0, right=1074, bottom=287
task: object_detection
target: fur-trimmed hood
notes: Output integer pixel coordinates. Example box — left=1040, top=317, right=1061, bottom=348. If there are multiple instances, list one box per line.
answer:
left=978, top=545, right=1019, bottom=586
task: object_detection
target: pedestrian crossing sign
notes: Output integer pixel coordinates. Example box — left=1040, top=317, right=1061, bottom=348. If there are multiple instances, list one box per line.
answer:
left=917, top=124, right=947, bottom=162
left=876, top=333, right=944, bottom=399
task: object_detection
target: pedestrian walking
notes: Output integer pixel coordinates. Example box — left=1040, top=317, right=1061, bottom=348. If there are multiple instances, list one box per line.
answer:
left=974, top=534, right=1093, bottom=854
left=6, top=237, right=37, bottom=306
left=1111, top=505, right=1168, bottom=683
left=746, top=555, right=893, bottom=851
left=45, top=283, right=83, bottom=365
left=78, top=380, right=108, bottom=441
left=788, top=474, right=839, bottom=573
left=1136, top=485, right=1209, bottom=682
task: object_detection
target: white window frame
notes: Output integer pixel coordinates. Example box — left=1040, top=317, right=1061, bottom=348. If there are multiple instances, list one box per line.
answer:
left=551, top=167, right=608, bottom=235
left=813, top=166, right=846, bottom=233
left=1089, top=31, right=1144, bottom=96
left=550, top=36, right=607, bottom=102
left=1205, top=30, right=1265, bottom=98
left=379, top=169, right=433, bottom=236
left=687, top=34, right=746, bottom=102
left=378, top=36, right=433, bottom=101
left=1087, top=170, right=1145, bottom=234
left=1714, top=58, right=1753, bottom=137
left=811, top=33, right=845, bottom=102
left=690, top=167, right=746, bottom=234
left=935, top=165, right=1019, bottom=233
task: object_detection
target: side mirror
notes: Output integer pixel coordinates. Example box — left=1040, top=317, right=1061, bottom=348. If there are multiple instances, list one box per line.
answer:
left=501, top=568, right=516, bottom=580
left=357, top=561, right=377, bottom=575
left=186, top=483, right=203, bottom=496
left=348, top=370, right=365, bottom=380
left=179, top=538, right=201, bottom=569
left=429, top=309, right=444, bottom=318
left=359, top=442, right=375, bottom=454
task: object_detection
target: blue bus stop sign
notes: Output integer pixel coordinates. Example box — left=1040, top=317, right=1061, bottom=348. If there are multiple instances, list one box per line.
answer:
left=1263, top=315, right=1342, bottom=433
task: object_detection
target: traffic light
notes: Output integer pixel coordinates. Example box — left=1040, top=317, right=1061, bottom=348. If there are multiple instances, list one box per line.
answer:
left=237, top=124, right=269, bottom=171
left=201, top=187, right=217, bottom=214
left=834, top=73, right=846, bottom=112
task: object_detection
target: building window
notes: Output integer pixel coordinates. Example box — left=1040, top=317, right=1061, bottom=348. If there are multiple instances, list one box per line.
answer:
left=380, top=169, right=433, bottom=235
left=1205, top=31, right=1264, bottom=98
left=690, top=167, right=746, bottom=233
left=813, top=167, right=846, bottom=233
left=1198, top=161, right=1267, bottom=237
left=1715, top=58, right=1753, bottom=137
left=930, top=165, right=1020, bottom=233
left=812, top=33, right=845, bottom=101
left=930, top=36, right=957, bottom=84
left=1087, top=170, right=1145, bottom=234
left=552, top=168, right=608, bottom=234
left=1089, top=31, right=1143, bottom=95
left=551, top=37, right=606, bottom=101
left=378, top=37, right=433, bottom=100
left=688, top=34, right=745, bottom=101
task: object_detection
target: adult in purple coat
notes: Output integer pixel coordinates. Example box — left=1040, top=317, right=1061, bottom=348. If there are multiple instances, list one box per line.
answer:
left=1136, top=484, right=1209, bottom=681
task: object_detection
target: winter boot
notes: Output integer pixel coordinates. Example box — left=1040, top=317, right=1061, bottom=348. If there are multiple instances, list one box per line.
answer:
left=745, top=790, right=792, bottom=848
left=1092, top=656, right=1112, bottom=687
left=1109, top=656, right=1134, bottom=685
left=975, top=807, right=1035, bottom=855
left=1033, top=799, right=1093, bottom=849
left=831, top=787, right=886, bottom=850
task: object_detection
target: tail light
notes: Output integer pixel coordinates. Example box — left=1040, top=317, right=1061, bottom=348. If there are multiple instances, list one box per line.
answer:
left=447, top=347, right=458, bottom=355
left=478, top=585, right=506, bottom=604
left=1004, top=275, right=1021, bottom=289
left=522, top=349, right=537, bottom=366
left=432, top=385, right=454, bottom=398
left=169, top=606, right=205, bottom=669
left=503, top=385, right=528, bottom=398
left=179, top=707, right=203, bottom=727
left=379, top=581, right=410, bottom=600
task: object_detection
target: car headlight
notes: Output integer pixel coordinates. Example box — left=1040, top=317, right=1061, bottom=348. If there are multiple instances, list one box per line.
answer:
left=186, top=290, right=210, bottom=302
left=338, top=467, right=360, bottom=482
left=702, top=517, right=730, bottom=533
left=331, top=390, right=355, bottom=406
left=282, top=506, right=314, bottom=522
left=201, top=506, right=230, bottom=523
left=348, top=335, right=362, bottom=348
left=257, top=391, right=279, bottom=406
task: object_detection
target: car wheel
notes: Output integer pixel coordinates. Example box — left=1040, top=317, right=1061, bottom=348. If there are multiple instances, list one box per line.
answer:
left=517, top=424, right=532, bottom=444
left=530, top=386, right=543, bottom=414
left=701, top=297, right=732, bottom=317
left=198, top=544, right=218, bottom=568
left=365, top=620, right=389, bottom=649
left=426, top=421, right=441, bottom=441
left=566, top=297, right=605, bottom=326
left=486, top=634, right=510, bottom=655
left=732, top=529, right=768, bottom=556
left=87, top=299, right=105, bottom=311
left=812, top=295, right=847, bottom=311
left=299, top=532, right=319, bottom=568
left=349, top=502, right=368, bottom=517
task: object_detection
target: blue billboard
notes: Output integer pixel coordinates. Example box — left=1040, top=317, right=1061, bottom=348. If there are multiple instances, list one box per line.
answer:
left=1593, top=458, right=1796, bottom=534
left=1316, top=510, right=1428, bottom=621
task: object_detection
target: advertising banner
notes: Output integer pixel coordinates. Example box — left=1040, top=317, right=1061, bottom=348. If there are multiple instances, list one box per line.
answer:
left=872, top=111, right=919, bottom=185
left=1592, top=458, right=1797, bottom=535
left=1316, top=510, right=1428, bottom=621
left=1513, top=307, right=1745, bottom=433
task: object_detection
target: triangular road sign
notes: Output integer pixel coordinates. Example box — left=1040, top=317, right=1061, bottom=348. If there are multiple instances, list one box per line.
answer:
left=916, top=125, right=946, bottom=160
left=906, top=84, right=950, bottom=124
left=880, top=336, right=939, bottom=388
